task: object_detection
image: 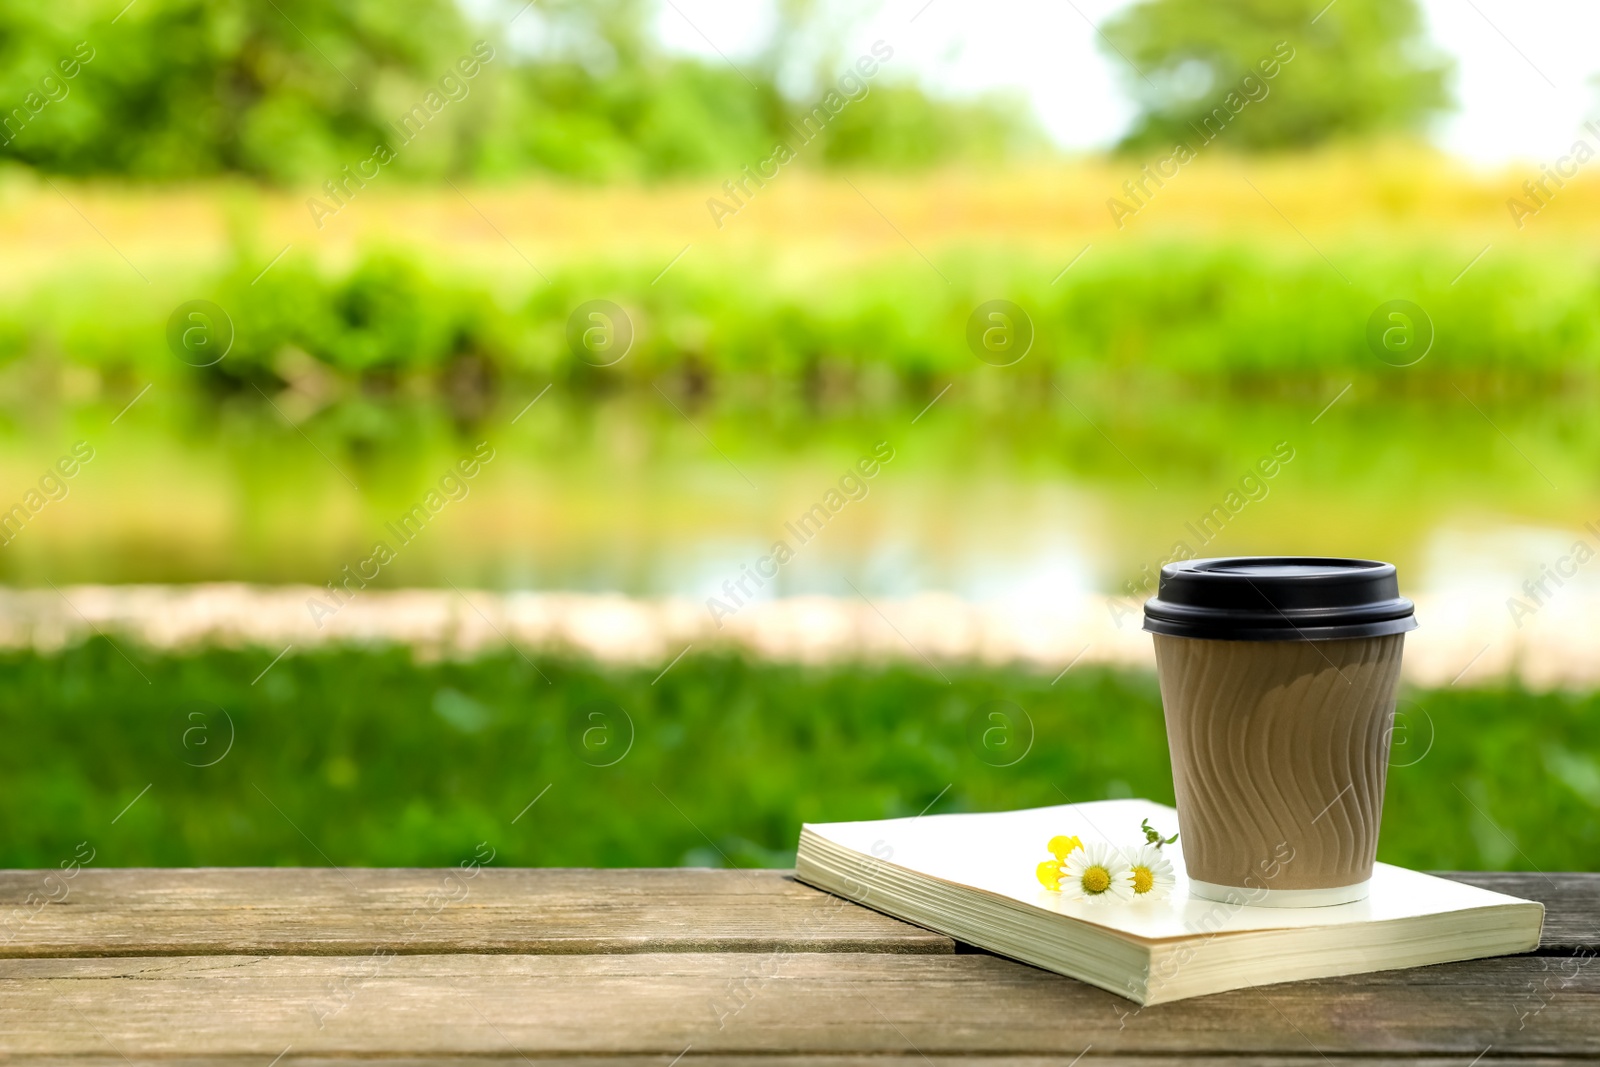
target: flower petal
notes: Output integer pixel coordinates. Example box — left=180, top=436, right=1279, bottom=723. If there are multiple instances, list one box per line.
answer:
left=1036, top=859, right=1062, bottom=891
left=1047, top=834, right=1083, bottom=861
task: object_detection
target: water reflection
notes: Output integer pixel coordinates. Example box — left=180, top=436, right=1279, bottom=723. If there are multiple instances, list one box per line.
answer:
left=0, top=393, right=1590, bottom=609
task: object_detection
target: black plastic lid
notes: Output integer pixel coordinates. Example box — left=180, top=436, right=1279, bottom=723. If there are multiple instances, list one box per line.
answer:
left=1142, top=557, right=1418, bottom=642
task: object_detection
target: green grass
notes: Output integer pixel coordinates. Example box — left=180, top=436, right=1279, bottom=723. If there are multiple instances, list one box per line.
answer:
left=3, top=640, right=1594, bottom=872
left=12, top=239, right=1600, bottom=415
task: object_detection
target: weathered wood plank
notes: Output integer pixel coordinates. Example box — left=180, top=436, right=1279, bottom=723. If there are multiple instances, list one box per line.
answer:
left=1444, top=872, right=1600, bottom=952
left=2, top=952, right=1596, bottom=1058
left=0, top=868, right=953, bottom=958
left=1, top=868, right=1586, bottom=959
left=4, top=1060, right=1595, bottom=1067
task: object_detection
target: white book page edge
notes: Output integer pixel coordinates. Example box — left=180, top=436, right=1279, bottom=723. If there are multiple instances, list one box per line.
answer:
left=803, top=798, right=1539, bottom=942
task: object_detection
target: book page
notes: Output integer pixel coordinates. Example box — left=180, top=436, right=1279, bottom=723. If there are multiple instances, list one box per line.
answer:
left=804, top=799, right=1538, bottom=941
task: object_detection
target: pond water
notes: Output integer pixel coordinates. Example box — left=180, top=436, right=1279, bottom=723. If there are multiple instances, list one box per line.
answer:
left=1, top=388, right=1593, bottom=612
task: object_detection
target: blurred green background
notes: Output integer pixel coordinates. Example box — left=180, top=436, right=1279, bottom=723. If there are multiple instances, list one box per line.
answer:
left=0, top=0, right=1595, bottom=872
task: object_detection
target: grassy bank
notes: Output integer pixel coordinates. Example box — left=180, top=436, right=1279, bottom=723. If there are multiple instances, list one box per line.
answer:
left=4, top=641, right=1593, bottom=872
left=5, top=155, right=1600, bottom=410
left=8, top=238, right=1600, bottom=413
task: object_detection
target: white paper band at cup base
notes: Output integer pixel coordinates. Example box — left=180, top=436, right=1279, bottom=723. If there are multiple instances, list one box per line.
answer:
left=1187, top=877, right=1372, bottom=909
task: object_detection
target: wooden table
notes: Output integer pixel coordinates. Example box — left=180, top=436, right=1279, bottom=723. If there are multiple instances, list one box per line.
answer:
left=1, top=868, right=1595, bottom=1063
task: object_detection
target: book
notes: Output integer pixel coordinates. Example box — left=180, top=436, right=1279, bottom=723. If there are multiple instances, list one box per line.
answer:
left=795, top=798, right=1544, bottom=1004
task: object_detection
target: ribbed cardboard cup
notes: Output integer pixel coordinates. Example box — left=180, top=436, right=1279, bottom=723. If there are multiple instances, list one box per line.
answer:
left=1143, top=558, right=1417, bottom=908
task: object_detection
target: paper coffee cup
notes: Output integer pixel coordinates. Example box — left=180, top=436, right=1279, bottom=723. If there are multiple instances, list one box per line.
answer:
left=1143, top=558, right=1417, bottom=908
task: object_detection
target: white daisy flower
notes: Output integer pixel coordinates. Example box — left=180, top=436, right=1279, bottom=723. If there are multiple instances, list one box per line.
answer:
left=1125, top=843, right=1176, bottom=901
left=1059, top=841, right=1135, bottom=904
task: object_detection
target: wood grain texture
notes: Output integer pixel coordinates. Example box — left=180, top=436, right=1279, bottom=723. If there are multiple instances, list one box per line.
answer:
left=8, top=1061, right=1596, bottom=1067
left=1, top=952, right=1597, bottom=1059
left=0, top=869, right=1594, bottom=1061
left=0, top=869, right=1584, bottom=958
left=1447, top=872, right=1600, bottom=953
left=5, top=1061, right=1595, bottom=1067
left=0, top=868, right=954, bottom=958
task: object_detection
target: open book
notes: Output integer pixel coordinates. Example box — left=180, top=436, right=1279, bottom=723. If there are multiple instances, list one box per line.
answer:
left=796, top=799, right=1543, bottom=1004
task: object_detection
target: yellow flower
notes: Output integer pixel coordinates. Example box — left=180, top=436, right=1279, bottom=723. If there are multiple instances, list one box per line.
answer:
left=1036, top=835, right=1085, bottom=891
left=1047, top=835, right=1083, bottom=860
left=1036, top=859, right=1063, bottom=891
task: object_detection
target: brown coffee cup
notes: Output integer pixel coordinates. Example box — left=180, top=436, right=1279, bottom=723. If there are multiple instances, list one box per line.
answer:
left=1143, top=558, right=1416, bottom=907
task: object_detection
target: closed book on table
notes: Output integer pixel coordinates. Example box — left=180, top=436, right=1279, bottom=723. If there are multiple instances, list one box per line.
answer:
left=796, top=799, right=1544, bottom=1004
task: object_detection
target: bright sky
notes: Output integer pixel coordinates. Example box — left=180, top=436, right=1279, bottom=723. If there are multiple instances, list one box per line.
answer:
left=652, top=0, right=1600, bottom=166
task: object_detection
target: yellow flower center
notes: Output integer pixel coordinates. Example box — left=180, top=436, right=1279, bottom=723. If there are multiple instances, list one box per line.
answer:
left=1082, top=865, right=1111, bottom=894
left=1133, top=866, right=1154, bottom=894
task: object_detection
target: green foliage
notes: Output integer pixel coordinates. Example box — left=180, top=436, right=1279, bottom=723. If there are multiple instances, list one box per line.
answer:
left=816, top=84, right=1044, bottom=169
left=0, top=0, right=1037, bottom=181
left=1102, top=0, right=1454, bottom=151
left=8, top=240, right=1599, bottom=411
left=472, top=53, right=787, bottom=181
left=0, top=641, right=1590, bottom=872
left=0, top=0, right=478, bottom=181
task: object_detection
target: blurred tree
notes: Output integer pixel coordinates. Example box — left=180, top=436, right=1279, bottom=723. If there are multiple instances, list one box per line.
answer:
left=469, top=0, right=784, bottom=180
left=752, top=0, right=1041, bottom=168
left=1101, top=0, right=1454, bottom=151
left=0, top=0, right=1040, bottom=181
left=0, top=0, right=476, bottom=181
left=817, top=85, right=1043, bottom=169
